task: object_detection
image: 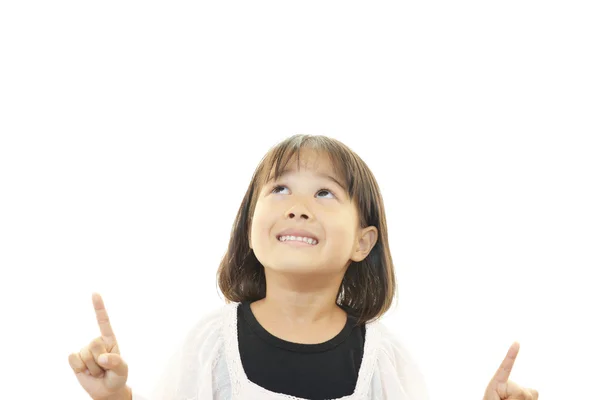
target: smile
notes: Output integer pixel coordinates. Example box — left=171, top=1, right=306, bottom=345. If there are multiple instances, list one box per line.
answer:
left=277, top=235, right=319, bottom=245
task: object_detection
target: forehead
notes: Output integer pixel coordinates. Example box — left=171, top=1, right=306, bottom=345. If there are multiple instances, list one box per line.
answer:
left=285, top=150, right=332, bottom=172
left=265, top=148, right=341, bottom=181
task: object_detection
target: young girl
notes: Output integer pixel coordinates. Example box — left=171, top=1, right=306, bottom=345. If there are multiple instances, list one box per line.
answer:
left=69, top=134, right=538, bottom=400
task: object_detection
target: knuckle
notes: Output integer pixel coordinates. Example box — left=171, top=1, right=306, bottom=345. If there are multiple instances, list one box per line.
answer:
left=89, top=337, right=104, bottom=351
left=68, top=353, right=83, bottom=371
left=96, top=311, right=110, bottom=324
left=80, top=347, right=92, bottom=361
left=91, top=369, right=105, bottom=378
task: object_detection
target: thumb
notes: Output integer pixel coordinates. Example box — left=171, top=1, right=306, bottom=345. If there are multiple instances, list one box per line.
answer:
left=98, top=353, right=128, bottom=377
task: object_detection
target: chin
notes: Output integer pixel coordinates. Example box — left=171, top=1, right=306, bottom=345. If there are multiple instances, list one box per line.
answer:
left=269, top=263, right=317, bottom=272
left=266, top=263, right=335, bottom=276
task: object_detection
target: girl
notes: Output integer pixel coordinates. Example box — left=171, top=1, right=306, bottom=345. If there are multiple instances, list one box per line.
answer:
left=69, top=134, right=538, bottom=400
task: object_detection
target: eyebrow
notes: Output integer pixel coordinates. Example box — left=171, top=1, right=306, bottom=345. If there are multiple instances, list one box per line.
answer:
left=267, top=169, right=347, bottom=191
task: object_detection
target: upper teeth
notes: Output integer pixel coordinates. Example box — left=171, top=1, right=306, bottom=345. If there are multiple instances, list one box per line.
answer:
left=278, top=235, right=318, bottom=245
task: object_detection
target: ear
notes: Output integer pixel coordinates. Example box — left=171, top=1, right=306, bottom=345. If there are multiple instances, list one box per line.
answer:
left=350, top=226, right=378, bottom=262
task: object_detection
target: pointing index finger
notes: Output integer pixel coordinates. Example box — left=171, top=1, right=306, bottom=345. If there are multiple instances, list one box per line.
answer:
left=92, top=292, right=117, bottom=347
left=493, top=341, right=520, bottom=384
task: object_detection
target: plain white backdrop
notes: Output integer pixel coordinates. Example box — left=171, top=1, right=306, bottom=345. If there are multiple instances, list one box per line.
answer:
left=1, top=2, right=598, bottom=399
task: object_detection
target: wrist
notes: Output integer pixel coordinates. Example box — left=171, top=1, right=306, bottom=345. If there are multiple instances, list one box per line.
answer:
left=96, top=386, right=131, bottom=400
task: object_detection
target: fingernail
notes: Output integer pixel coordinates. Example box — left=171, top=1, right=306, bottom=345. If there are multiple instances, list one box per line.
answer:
left=85, top=370, right=91, bottom=375
left=99, top=354, right=108, bottom=365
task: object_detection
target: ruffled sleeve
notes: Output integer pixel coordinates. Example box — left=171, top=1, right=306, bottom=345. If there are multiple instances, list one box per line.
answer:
left=131, top=305, right=228, bottom=400
left=372, top=323, right=430, bottom=400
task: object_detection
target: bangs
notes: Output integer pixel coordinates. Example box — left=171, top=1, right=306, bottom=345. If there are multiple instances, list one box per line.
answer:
left=256, top=135, right=361, bottom=200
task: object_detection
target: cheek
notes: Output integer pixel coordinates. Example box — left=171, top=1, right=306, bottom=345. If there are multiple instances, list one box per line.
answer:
left=325, top=208, right=360, bottom=251
left=326, top=220, right=356, bottom=250
left=251, top=203, right=274, bottom=240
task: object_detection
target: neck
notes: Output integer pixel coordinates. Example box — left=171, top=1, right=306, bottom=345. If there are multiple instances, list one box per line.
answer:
left=254, top=268, right=345, bottom=324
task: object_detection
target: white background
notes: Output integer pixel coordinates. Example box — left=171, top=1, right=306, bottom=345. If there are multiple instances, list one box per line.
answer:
left=1, top=2, right=598, bottom=399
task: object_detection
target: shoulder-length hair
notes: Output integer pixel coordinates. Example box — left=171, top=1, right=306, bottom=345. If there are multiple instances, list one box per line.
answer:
left=217, top=134, right=396, bottom=325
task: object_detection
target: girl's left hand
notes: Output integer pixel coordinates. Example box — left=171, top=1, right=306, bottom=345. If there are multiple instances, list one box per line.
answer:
left=483, top=342, right=539, bottom=400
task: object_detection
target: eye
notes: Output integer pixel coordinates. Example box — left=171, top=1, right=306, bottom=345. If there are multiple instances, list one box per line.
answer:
left=270, top=185, right=336, bottom=199
left=316, top=189, right=335, bottom=199
left=271, top=185, right=290, bottom=194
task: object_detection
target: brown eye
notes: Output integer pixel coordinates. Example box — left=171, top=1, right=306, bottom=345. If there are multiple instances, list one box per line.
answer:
left=316, top=189, right=335, bottom=198
left=272, top=185, right=289, bottom=194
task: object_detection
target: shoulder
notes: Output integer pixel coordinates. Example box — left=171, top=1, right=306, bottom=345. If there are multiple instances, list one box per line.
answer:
left=373, top=321, right=414, bottom=366
left=181, top=302, right=239, bottom=352
left=367, top=320, right=430, bottom=398
left=373, top=320, right=424, bottom=373
left=141, top=303, right=240, bottom=400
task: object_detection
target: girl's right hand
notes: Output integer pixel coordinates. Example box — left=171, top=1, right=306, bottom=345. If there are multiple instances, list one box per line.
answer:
left=68, top=293, right=129, bottom=400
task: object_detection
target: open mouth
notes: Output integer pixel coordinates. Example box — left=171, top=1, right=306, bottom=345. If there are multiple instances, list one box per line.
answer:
left=276, top=235, right=319, bottom=246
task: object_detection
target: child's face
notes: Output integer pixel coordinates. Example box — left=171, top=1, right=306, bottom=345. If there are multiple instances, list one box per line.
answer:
left=250, top=150, right=377, bottom=279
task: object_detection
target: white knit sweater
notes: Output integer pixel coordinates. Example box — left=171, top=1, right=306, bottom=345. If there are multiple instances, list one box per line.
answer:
left=133, top=302, right=429, bottom=400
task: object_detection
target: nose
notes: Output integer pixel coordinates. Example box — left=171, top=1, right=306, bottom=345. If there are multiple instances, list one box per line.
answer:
left=285, top=203, right=312, bottom=220
left=287, top=211, right=310, bottom=220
